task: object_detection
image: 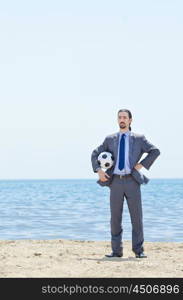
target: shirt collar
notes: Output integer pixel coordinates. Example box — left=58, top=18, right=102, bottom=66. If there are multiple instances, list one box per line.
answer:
left=119, top=130, right=130, bottom=136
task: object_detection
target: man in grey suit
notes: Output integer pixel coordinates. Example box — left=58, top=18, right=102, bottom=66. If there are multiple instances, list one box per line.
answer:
left=91, top=109, right=160, bottom=258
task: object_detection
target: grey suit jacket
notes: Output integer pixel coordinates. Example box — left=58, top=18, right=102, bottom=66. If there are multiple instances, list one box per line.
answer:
left=91, top=131, right=160, bottom=187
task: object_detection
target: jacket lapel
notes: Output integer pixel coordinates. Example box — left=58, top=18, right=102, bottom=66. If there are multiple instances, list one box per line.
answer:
left=129, top=131, right=135, bottom=168
left=113, top=132, right=120, bottom=163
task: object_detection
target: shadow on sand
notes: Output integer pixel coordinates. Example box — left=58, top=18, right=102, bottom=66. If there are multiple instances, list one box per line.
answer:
left=77, top=256, right=141, bottom=262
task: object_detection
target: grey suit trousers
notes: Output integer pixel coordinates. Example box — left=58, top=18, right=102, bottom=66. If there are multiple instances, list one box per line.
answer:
left=109, top=174, right=144, bottom=255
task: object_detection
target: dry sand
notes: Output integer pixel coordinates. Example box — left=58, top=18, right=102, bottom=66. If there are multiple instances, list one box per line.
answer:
left=0, top=240, right=182, bottom=278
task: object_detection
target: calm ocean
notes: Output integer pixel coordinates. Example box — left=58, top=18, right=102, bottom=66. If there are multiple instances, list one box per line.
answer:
left=0, top=179, right=182, bottom=242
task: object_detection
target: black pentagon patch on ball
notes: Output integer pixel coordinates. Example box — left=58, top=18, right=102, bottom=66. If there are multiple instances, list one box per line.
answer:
left=102, top=154, right=107, bottom=159
left=97, top=160, right=101, bottom=165
left=111, top=155, right=114, bottom=160
left=105, top=162, right=110, bottom=167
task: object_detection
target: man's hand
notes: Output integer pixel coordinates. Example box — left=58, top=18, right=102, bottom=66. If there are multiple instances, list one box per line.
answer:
left=97, top=169, right=110, bottom=182
left=134, top=163, right=143, bottom=171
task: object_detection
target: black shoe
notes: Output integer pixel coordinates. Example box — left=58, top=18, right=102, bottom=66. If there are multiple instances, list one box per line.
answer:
left=135, top=252, right=147, bottom=258
left=105, top=252, right=123, bottom=258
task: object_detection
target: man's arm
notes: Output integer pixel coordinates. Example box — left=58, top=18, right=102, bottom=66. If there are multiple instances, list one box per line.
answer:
left=138, top=135, right=160, bottom=170
left=91, top=137, right=108, bottom=173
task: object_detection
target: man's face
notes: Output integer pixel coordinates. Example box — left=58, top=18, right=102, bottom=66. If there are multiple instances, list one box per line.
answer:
left=118, top=112, right=132, bottom=130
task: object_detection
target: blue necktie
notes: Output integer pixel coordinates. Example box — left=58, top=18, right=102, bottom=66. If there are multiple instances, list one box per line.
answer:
left=118, top=134, right=125, bottom=170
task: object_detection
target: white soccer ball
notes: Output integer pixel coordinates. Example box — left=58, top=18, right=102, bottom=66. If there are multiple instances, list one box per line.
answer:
left=97, top=151, right=114, bottom=170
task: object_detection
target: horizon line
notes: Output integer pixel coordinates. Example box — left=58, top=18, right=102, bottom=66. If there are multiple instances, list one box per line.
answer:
left=0, top=177, right=182, bottom=181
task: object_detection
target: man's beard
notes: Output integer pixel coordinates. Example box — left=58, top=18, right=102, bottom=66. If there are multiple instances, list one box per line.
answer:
left=119, top=123, right=127, bottom=128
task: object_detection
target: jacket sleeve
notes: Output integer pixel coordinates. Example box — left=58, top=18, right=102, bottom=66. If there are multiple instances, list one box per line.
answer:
left=139, top=135, right=160, bottom=170
left=91, top=137, right=108, bottom=173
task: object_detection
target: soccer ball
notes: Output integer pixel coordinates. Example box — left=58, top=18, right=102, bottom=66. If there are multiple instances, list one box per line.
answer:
left=97, top=151, right=114, bottom=169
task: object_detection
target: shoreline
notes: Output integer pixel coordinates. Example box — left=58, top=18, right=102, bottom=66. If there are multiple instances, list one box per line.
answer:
left=0, top=239, right=182, bottom=278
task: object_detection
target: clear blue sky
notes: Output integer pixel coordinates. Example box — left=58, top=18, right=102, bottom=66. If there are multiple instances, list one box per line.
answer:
left=0, top=0, right=182, bottom=179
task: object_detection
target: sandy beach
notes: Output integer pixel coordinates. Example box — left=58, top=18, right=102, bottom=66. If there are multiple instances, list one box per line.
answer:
left=0, top=239, right=182, bottom=278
